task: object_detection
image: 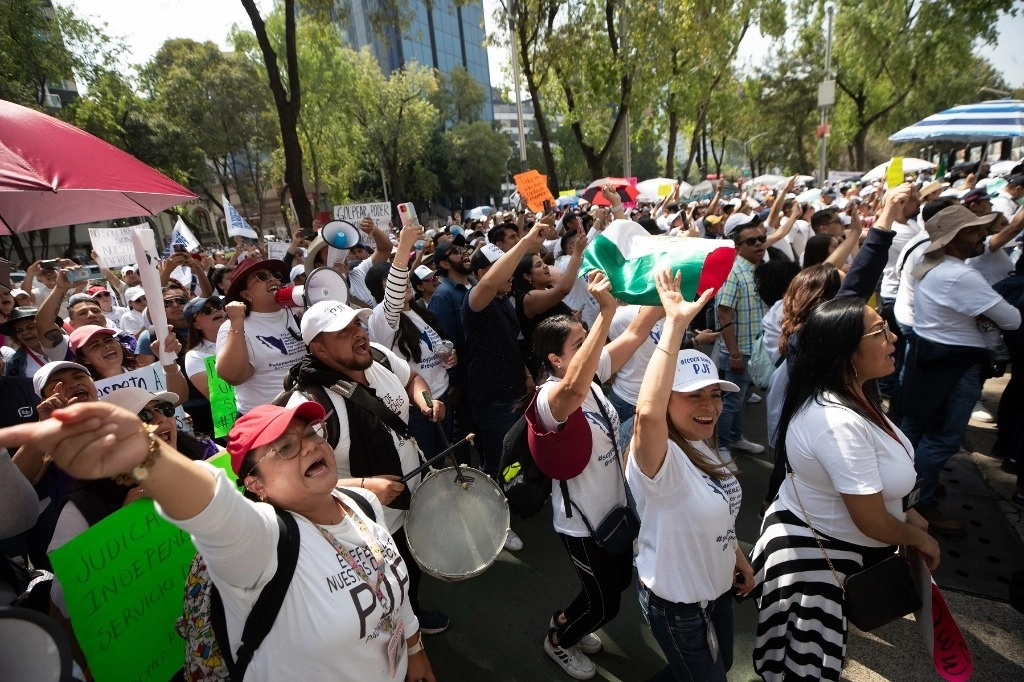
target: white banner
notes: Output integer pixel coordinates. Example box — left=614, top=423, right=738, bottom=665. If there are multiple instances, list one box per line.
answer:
left=88, top=225, right=147, bottom=268
left=170, top=218, right=202, bottom=252
left=827, top=171, right=863, bottom=183
left=129, top=227, right=174, bottom=366
left=94, top=364, right=189, bottom=433
left=332, top=202, right=391, bottom=228
left=223, top=195, right=259, bottom=239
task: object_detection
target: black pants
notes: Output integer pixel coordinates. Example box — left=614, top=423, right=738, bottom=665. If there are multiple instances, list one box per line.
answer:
left=392, top=526, right=423, bottom=615
left=555, top=533, right=633, bottom=648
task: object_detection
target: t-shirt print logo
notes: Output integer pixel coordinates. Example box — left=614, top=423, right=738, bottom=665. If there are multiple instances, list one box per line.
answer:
left=255, top=334, right=289, bottom=355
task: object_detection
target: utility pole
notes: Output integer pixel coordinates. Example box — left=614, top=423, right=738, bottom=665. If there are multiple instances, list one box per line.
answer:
left=620, top=8, right=631, bottom=178
left=817, top=3, right=836, bottom=187
left=508, top=0, right=528, bottom=172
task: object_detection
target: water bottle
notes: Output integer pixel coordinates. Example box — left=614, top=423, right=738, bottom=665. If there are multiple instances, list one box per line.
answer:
left=977, top=316, right=1010, bottom=365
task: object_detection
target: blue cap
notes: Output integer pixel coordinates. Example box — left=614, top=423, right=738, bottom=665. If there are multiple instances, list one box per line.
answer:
left=183, top=295, right=221, bottom=325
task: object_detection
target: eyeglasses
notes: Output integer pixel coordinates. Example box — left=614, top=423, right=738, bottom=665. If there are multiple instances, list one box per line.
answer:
left=740, top=235, right=768, bottom=247
left=247, top=419, right=330, bottom=476
left=139, top=402, right=176, bottom=423
left=250, top=270, right=281, bottom=283
left=200, top=299, right=224, bottom=316
left=164, top=297, right=188, bottom=307
left=862, top=321, right=890, bottom=340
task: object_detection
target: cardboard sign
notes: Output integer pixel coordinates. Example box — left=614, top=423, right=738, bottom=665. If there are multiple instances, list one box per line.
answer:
left=205, top=354, right=237, bottom=438
left=513, top=170, right=556, bottom=213
left=89, top=225, right=147, bottom=268
left=94, top=365, right=189, bottom=434
left=911, top=552, right=973, bottom=681
left=887, top=157, right=905, bottom=189
left=130, top=227, right=173, bottom=366
left=266, top=241, right=289, bottom=261
left=332, top=202, right=392, bottom=228
left=559, top=189, right=577, bottom=198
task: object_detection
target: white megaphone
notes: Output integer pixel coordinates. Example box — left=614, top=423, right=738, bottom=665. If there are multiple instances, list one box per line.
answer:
left=274, top=267, right=349, bottom=309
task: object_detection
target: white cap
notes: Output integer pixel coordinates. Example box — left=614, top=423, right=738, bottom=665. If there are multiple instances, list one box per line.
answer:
left=100, top=386, right=179, bottom=413
left=289, top=264, right=305, bottom=283
left=11, top=288, right=29, bottom=298
left=300, top=300, right=371, bottom=345
left=671, top=350, right=740, bottom=393
left=33, top=361, right=91, bottom=398
left=413, top=265, right=435, bottom=280
left=477, top=243, right=504, bottom=264
left=124, top=286, right=146, bottom=302
left=122, top=264, right=138, bottom=274
left=724, top=212, right=760, bottom=235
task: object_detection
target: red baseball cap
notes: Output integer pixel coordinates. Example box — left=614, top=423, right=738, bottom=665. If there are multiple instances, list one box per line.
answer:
left=227, top=401, right=326, bottom=477
left=88, top=285, right=110, bottom=297
left=526, top=397, right=593, bottom=481
left=69, top=324, right=116, bottom=353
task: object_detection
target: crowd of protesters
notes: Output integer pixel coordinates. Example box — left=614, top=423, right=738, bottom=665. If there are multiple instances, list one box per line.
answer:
left=1, top=159, right=1023, bottom=681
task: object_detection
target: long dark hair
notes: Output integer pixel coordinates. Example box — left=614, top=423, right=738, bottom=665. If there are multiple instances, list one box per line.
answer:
left=365, top=264, right=448, bottom=364
left=78, top=342, right=139, bottom=379
left=802, top=234, right=836, bottom=268
left=778, top=263, right=841, bottom=356
left=774, top=297, right=883, bottom=461
left=513, top=253, right=541, bottom=295
left=532, top=314, right=580, bottom=382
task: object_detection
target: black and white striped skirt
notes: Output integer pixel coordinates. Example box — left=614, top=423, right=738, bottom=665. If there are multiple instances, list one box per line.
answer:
left=751, top=505, right=896, bottom=682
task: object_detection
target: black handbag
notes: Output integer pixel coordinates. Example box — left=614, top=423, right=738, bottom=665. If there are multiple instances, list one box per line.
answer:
left=565, top=388, right=639, bottom=555
left=789, top=471, right=922, bottom=631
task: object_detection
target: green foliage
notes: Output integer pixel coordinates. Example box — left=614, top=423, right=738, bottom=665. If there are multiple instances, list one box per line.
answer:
left=432, top=65, right=487, bottom=126
left=444, top=121, right=511, bottom=200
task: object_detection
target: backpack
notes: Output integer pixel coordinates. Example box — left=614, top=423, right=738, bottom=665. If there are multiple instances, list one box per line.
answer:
left=176, top=489, right=376, bottom=681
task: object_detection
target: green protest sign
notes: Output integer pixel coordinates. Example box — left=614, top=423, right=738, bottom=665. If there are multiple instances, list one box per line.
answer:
left=49, top=500, right=195, bottom=682
left=205, top=354, right=237, bottom=438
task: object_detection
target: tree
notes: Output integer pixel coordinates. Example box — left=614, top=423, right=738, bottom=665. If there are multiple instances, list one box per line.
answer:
left=432, top=65, right=488, bottom=126
left=444, top=121, right=511, bottom=206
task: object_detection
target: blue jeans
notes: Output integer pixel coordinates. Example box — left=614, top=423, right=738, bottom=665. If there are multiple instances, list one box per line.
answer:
left=607, top=389, right=636, bottom=452
left=408, top=388, right=455, bottom=463
left=716, top=352, right=752, bottom=448
left=638, top=583, right=733, bottom=682
left=900, top=365, right=983, bottom=505
left=471, top=398, right=521, bottom=477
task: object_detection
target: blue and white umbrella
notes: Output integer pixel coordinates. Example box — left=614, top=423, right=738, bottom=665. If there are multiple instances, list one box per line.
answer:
left=888, top=99, right=1024, bottom=144
left=556, top=194, right=580, bottom=207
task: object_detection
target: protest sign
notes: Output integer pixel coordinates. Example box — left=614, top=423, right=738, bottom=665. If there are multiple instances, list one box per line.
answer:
left=223, top=196, right=259, bottom=239
left=658, top=184, right=672, bottom=197
left=513, top=170, right=556, bottom=213
left=887, top=157, right=905, bottom=189
left=170, top=218, right=201, bottom=253
left=333, top=202, right=392, bottom=228
left=266, top=240, right=289, bottom=261
left=205, top=355, right=237, bottom=438
left=49, top=500, right=196, bottom=682
left=95, top=365, right=189, bottom=434
left=89, top=225, right=147, bottom=268
left=130, top=226, right=173, bottom=366
left=559, top=189, right=577, bottom=198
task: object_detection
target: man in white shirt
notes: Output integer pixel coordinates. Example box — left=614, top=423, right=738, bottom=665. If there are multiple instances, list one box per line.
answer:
left=879, top=186, right=922, bottom=306
left=901, top=205, right=1021, bottom=534
left=991, top=174, right=1023, bottom=223
left=118, top=287, right=149, bottom=337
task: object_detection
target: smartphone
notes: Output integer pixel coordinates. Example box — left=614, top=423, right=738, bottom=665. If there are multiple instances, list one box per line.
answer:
left=300, top=227, right=316, bottom=240
left=713, top=321, right=734, bottom=333
left=398, top=202, right=417, bottom=228
left=173, top=244, right=187, bottom=254
left=66, top=268, right=91, bottom=283
left=543, top=200, right=552, bottom=215
left=40, top=259, right=60, bottom=270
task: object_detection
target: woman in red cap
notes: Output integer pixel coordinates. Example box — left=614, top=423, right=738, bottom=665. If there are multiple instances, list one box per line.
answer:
left=529, top=271, right=663, bottom=681
left=71, top=324, right=188, bottom=401
left=14, top=399, right=436, bottom=682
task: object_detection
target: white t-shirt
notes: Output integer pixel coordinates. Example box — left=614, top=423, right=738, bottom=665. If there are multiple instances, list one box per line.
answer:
left=609, top=306, right=661, bottom=405
left=163, top=466, right=417, bottom=682
left=778, top=395, right=917, bottom=547
left=554, top=255, right=597, bottom=327
left=761, top=300, right=784, bottom=365
left=119, top=308, right=148, bottom=335
left=535, top=351, right=626, bottom=537
left=286, top=345, right=421, bottom=534
left=991, top=191, right=1021, bottom=223
left=967, top=236, right=1014, bottom=286
left=41, top=333, right=71, bottom=363
left=102, top=306, right=128, bottom=328
left=215, top=309, right=305, bottom=414
left=880, top=218, right=921, bottom=300
left=349, top=258, right=375, bottom=306
left=786, top=220, right=813, bottom=262
left=184, top=339, right=217, bottom=380
left=893, top=232, right=930, bottom=327
left=913, top=256, right=1013, bottom=346
left=627, top=440, right=741, bottom=603
left=367, top=306, right=449, bottom=397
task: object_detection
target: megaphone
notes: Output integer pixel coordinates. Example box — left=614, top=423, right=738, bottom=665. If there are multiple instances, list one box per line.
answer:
left=321, top=220, right=361, bottom=249
left=274, top=285, right=306, bottom=309
left=302, top=267, right=349, bottom=307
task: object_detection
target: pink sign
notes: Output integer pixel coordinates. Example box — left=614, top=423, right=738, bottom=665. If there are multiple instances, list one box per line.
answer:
left=623, top=176, right=638, bottom=210
left=912, top=551, right=973, bottom=681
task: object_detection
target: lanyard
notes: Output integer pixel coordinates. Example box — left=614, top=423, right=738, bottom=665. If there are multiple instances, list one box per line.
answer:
left=24, top=346, right=46, bottom=369
left=316, top=508, right=393, bottom=630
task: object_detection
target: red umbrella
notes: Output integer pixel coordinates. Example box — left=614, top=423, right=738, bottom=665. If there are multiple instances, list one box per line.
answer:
left=580, top=183, right=640, bottom=207
left=0, top=99, right=197, bottom=234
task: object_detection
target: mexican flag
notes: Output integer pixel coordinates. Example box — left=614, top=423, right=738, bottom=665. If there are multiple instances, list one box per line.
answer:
left=581, top=220, right=735, bottom=305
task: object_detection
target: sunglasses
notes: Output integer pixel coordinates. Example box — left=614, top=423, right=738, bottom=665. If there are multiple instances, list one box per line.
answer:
left=164, top=297, right=188, bottom=307
left=199, top=300, right=225, bottom=316
left=446, top=246, right=468, bottom=258
left=740, top=235, right=768, bottom=247
left=250, top=270, right=281, bottom=283
left=93, top=292, right=111, bottom=298
left=139, top=401, right=175, bottom=423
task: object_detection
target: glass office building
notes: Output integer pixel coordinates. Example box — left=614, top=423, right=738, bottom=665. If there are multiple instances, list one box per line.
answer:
left=338, top=0, right=493, bottom=120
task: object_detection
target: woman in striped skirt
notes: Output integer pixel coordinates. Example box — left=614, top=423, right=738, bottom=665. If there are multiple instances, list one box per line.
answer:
left=751, top=298, right=940, bottom=681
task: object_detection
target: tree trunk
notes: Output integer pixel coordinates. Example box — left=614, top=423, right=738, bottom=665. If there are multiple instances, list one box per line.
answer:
left=664, top=107, right=678, bottom=179
left=65, top=225, right=78, bottom=259
left=518, top=39, right=559, bottom=194
left=3, top=234, right=31, bottom=267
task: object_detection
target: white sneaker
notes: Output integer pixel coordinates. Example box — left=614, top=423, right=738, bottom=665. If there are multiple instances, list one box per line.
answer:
left=717, top=447, right=739, bottom=473
left=971, top=402, right=994, bottom=423
left=504, top=528, right=524, bottom=552
left=550, top=616, right=602, bottom=654
left=731, top=438, right=765, bottom=454
left=746, top=392, right=763, bottom=404
left=544, top=631, right=596, bottom=680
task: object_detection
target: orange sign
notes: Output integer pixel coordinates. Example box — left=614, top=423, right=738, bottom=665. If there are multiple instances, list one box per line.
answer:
left=513, top=170, right=556, bottom=213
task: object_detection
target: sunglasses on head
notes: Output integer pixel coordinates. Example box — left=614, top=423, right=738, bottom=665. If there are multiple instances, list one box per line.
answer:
left=740, top=235, right=768, bottom=247
left=139, top=402, right=175, bottom=423
left=164, top=296, right=188, bottom=307
left=250, top=270, right=281, bottom=283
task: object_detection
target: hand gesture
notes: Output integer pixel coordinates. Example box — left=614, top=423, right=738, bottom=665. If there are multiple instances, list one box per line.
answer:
left=586, top=270, right=616, bottom=312
left=783, top=175, right=799, bottom=193
left=361, top=475, right=406, bottom=506
left=716, top=178, right=725, bottom=193
left=532, top=213, right=556, bottom=241
left=225, top=300, right=247, bottom=323
left=161, top=326, right=182, bottom=357
left=653, top=268, right=714, bottom=323
left=27, top=260, right=42, bottom=276
left=359, top=216, right=376, bottom=234
left=570, top=233, right=588, bottom=256
left=600, top=185, right=622, bottom=210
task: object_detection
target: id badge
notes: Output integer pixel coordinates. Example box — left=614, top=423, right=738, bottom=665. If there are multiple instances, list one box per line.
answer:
left=903, top=479, right=923, bottom=512
left=386, top=618, right=405, bottom=677
left=702, top=606, right=719, bottom=662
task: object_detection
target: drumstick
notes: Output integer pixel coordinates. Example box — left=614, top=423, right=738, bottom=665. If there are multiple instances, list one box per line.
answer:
left=399, top=433, right=475, bottom=483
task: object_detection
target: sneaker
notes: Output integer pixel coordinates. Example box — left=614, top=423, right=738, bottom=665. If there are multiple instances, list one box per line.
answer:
left=731, top=438, right=765, bottom=454
left=915, top=502, right=966, bottom=537
left=550, top=615, right=602, bottom=654
left=543, top=629, right=596, bottom=680
left=717, top=447, right=739, bottom=473
left=971, top=402, right=994, bottom=423
left=418, top=609, right=450, bottom=635
left=746, top=392, right=763, bottom=404
left=504, top=528, right=524, bottom=552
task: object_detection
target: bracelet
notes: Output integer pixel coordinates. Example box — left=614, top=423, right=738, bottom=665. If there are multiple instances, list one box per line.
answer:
left=730, top=355, right=743, bottom=360
left=407, top=636, right=425, bottom=656
left=228, top=327, right=244, bottom=335
left=113, top=425, right=161, bottom=486
left=654, top=345, right=676, bottom=356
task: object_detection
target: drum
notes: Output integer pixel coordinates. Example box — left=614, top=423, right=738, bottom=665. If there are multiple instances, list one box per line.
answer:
left=405, top=466, right=511, bottom=581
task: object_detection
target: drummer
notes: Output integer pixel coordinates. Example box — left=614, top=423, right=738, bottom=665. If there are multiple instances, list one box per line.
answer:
left=279, top=300, right=450, bottom=635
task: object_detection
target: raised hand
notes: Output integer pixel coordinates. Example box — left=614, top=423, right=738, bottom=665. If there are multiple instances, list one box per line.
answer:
left=586, top=270, right=616, bottom=312
left=654, top=268, right=714, bottom=324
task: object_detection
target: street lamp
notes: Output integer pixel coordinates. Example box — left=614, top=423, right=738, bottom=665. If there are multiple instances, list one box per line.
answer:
left=817, top=3, right=836, bottom=187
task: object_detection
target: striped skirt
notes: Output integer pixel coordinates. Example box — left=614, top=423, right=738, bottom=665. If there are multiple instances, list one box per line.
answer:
left=751, top=505, right=896, bottom=682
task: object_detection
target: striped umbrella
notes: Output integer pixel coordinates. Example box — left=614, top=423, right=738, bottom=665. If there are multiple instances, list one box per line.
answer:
left=888, top=99, right=1024, bottom=143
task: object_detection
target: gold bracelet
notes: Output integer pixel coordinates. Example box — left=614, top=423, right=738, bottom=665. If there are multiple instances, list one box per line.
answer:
left=654, top=345, right=676, bottom=356
left=113, top=425, right=161, bottom=486
left=228, top=327, right=243, bottom=335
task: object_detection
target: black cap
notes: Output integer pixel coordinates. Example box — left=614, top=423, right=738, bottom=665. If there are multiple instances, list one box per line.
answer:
left=961, top=187, right=991, bottom=205
left=433, top=234, right=468, bottom=264
left=1006, top=174, right=1024, bottom=188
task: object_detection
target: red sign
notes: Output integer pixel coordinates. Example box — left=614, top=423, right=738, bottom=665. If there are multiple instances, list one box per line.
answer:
left=816, top=124, right=831, bottom=139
